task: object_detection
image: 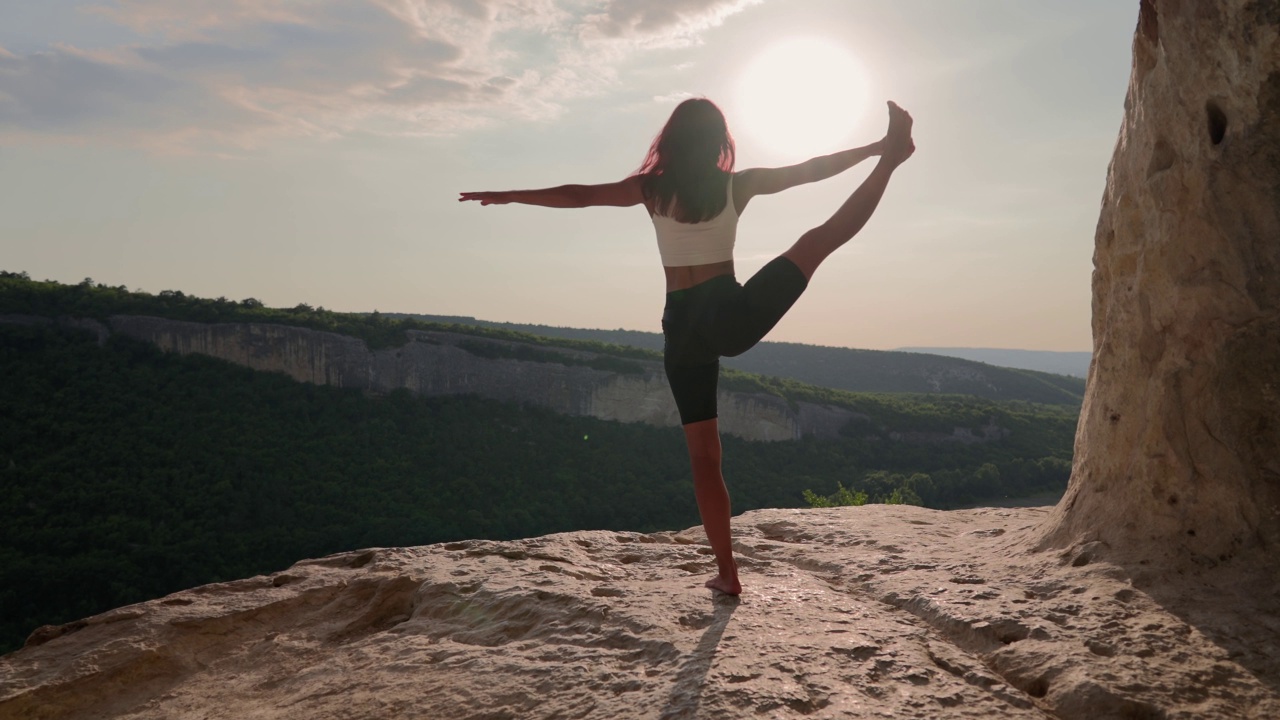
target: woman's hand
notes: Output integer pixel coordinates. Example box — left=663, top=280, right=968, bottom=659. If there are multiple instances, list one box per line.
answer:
left=458, top=191, right=512, bottom=206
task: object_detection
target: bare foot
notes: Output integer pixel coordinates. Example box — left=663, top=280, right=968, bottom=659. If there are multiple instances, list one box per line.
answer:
left=705, top=574, right=742, bottom=595
left=883, top=101, right=915, bottom=165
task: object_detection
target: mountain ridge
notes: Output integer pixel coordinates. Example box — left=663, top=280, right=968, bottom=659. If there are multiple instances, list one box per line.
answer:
left=896, top=346, right=1092, bottom=378
left=391, top=314, right=1086, bottom=406
left=0, top=273, right=1083, bottom=406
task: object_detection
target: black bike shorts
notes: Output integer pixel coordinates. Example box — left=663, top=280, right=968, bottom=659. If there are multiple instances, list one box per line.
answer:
left=661, top=256, right=808, bottom=425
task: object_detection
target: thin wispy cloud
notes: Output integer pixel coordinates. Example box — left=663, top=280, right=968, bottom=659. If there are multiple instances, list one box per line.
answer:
left=652, top=91, right=696, bottom=104
left=580, top=0, right=762, bottom=46
left=0, top=0, right=764, bottom=151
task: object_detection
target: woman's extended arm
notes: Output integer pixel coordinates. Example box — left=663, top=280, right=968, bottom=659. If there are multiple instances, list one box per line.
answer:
left=734, top=141, right=883, bottom=206
left=459, top=175, right=645, bottom=208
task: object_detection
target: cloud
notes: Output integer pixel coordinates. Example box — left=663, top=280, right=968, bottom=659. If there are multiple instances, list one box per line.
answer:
left=652, top=91, right=695, bottom=104
left=0, top=44, right=192, bottom=130
left=581, top=0, right=763, bottom=47
left=0, top=0, right=764, bottom=151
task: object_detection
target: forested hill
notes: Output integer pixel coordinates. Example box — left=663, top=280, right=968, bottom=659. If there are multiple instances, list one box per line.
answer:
left=1, top=272, right=1077, bottom=653
left=897, top=347, right=1092, bottom=379
left=0, top=271, right=1081, bottom=406
left=396, top=314, right=1086, bottom=406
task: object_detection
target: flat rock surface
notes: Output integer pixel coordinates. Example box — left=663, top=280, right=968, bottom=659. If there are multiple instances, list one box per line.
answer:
left=3, top=505, right=1277, bottom=719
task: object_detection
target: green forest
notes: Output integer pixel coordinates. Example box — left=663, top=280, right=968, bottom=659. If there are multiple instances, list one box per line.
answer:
left=0, top=272, right=1078, bottom=654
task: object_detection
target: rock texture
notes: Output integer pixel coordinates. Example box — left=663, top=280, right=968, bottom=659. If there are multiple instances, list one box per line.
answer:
left=1039, top=0, right=1280, bottom=563
left=3, top=506, right=1278, bottom=719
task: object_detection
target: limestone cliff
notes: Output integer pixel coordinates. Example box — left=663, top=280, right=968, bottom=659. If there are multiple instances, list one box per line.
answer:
left=1039, top=0, right=1280, bottom=564
left=4, top=312, right=1035, bottom=446
left=10, top=313, right=1018, bottom=444
left=104, top=315, right=846, bottom=442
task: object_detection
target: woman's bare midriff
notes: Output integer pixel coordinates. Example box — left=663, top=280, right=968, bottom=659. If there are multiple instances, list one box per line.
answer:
left=664, top=260, right=735, bottom=292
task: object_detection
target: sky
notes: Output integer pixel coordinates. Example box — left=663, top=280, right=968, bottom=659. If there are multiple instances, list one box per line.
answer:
left=0, top=0, right=1140, bottom=352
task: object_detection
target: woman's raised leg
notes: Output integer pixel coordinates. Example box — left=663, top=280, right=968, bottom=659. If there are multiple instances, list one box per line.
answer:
left=782, top=102, right=915, bottom=280
left=682, top=417, right=741, bottom=595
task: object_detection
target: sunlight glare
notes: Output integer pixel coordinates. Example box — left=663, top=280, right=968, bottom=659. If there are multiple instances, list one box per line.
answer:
left=733, top=38, right=872, bottom=159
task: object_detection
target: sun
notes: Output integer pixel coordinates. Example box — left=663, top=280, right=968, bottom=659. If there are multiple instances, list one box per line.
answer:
left=732, top=37, right=872, bottom=159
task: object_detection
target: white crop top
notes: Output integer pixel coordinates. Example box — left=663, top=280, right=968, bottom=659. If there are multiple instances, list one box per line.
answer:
left=651, top=174, right=739, bottom=267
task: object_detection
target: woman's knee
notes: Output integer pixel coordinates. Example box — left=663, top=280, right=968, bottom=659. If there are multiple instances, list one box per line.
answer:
left=682, top=418, right=723, bottom=463
left=781, top=226, right=834, bottom=280
left=689, top=443, right=722, bottom=466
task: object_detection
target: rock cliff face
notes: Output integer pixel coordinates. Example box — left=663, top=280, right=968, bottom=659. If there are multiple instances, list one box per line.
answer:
left=8, top=312, right=1030, bottom=446
left=105, top=315, right=842, bottom=442
left=3, top=506, right=1277, bottom=719
left=1039, top=0, right=1280, bottom=564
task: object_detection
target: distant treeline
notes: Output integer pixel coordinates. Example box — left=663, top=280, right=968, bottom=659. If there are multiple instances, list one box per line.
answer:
left=0, top=271, right=657, bottom=359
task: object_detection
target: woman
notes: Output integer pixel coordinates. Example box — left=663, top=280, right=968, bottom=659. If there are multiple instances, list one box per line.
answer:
left=460, top=98, right=915, bottom=595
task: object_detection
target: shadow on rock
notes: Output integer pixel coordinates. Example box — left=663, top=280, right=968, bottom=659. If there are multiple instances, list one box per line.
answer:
left=659, top=594, right=739, bottom=720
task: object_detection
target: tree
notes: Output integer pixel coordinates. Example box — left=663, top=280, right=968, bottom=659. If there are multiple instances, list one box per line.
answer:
left=803, top=483, right=868, bottom=509
left=884, top=487, right=922, bottom=506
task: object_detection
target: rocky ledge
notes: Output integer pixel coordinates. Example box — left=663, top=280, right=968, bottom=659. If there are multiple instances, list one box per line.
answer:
left=3, top=506, right=1276, bottom=719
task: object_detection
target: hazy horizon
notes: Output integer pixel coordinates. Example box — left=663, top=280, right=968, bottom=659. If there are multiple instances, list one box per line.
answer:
left=1, top=1, right=1138, bottom=352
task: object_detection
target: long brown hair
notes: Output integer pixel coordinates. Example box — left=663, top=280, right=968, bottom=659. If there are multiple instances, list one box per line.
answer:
left=635, top=98, right=736, bottom=223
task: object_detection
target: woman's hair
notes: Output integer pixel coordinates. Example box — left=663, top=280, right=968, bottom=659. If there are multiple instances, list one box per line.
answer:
left=635, top=97, right=736, bottom=223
